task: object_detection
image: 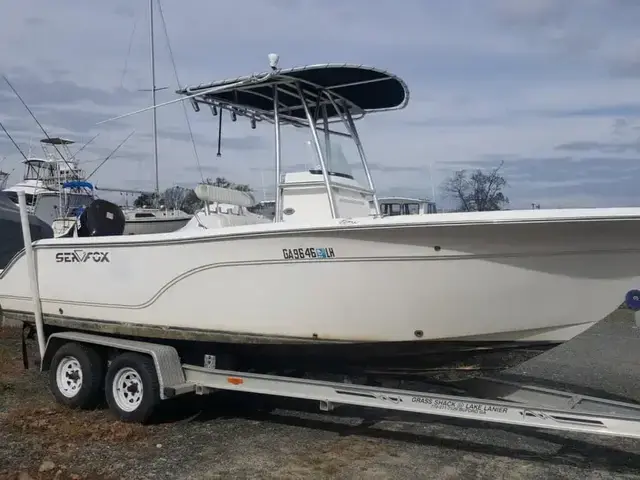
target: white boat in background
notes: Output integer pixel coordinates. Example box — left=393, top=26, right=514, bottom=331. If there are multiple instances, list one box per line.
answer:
left=2, top=56, right=640, bottom=379
left=51, top=187, right=192, bottom=237
left=375, top=196, right=437, bottom=216
left=121, top=206, right=192, bottom=235
left=2, top=137, right=94, bottom=226
left=0, top=169, right=8, bottom=190
left=0, top=135, right=189, bottom=236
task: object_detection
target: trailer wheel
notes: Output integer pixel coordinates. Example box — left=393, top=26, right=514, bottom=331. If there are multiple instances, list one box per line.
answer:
left=105, top=352, right=159, bottom=423
left=49, top=342, right=105, bottom=409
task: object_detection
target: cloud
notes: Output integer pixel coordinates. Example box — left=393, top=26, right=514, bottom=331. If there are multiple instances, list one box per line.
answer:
left=2, top=0, right=640, bottom=210
left=555, top=141, right=640, bottom=154
left=492, top=0, right=571, bottom=27
left=140, top=130, right=266, bottom=151
left=366, top=163, right=429, bottom=174
left=543, top=104, right=640, bottom=118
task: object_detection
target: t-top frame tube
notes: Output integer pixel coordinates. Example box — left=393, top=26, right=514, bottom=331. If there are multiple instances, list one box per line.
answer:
left=295, top=82, right=338, bottom=219
left=322, top=104, right=332, bottom=170
left=272, top=85, right=283, bottom=222
left=325, top=93, right=380, bottom=215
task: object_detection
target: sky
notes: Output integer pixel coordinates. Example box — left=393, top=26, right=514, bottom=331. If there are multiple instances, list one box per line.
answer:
left=1, top=0, right=640, bottom=210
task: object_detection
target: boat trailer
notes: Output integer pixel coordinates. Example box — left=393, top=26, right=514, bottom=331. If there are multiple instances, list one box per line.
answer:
left=32, top=329, right=640, bottom=438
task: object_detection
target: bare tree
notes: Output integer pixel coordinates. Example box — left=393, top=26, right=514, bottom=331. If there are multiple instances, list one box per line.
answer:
left=442, top=162, right=509, bottom=212
left=205, top=177, right=231, bottom=188
left=134, top=177, right=255, bottom=215
left=231, top=183, right=252, bottom=192
left=204, top=176, right=253, bottom=192
left=163, top=177, right=256, bottom=214
left=162, top=186, right=190, bottom=210
left=181, top=189, right=203, bottom=214
left=133, top=192, right=157, bottom=208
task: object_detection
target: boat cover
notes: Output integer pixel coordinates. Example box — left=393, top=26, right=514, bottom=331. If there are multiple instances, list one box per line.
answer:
left=0, top=192, right=53, bottom=269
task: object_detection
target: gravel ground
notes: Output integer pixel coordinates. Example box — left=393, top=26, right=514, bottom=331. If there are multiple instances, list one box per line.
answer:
left=2, top=309, right=640, bottom=480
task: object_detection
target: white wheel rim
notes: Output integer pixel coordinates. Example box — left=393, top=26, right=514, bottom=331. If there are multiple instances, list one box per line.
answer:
left=56, top=356, right=83, bottom=398
left=112, top=367, right=144, bottom=412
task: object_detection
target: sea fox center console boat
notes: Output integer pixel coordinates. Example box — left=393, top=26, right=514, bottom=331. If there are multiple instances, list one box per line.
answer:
left=2, top=55, right=640, bottom=379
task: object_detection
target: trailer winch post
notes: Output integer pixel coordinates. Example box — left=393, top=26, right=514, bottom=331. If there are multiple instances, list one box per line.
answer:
left=17, top=190, right=45, bottom=359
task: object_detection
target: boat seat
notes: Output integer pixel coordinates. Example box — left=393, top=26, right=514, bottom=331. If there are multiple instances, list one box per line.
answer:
left=194, top=184, right=255, bottom=208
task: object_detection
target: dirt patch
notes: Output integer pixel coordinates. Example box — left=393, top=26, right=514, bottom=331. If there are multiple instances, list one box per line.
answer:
left=0, top=404, right=150, bottom=480
left=0, top=326, right=23, bottom=376
left=0, top=326, right=46, bottom=411
left=0, top=326, right=33, bottom=406
left=4, top=405, right=148, bottom=444
left=271, top=436, right=388, bottom=478
left=0, top=327, right=155, bottom=480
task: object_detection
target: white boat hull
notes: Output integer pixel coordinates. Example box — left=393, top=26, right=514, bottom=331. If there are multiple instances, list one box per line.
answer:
left=1, top=211, right=638, bottom=350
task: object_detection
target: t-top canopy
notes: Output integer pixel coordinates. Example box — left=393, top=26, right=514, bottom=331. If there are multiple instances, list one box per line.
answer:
left=176, top=63, right=409, bottom=125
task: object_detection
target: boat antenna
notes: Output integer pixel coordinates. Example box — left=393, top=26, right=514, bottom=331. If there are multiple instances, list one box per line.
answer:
left=268, top=53, right=280, bottom=70
left=86, top=130, right=136, bottom=180
left=2, top=75, right=81, bottom=180
left=0, top=120, right=29, bottom=162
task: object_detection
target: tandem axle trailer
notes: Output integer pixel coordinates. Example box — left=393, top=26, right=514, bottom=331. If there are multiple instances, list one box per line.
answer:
left=38, top=330, right=640, bottom=439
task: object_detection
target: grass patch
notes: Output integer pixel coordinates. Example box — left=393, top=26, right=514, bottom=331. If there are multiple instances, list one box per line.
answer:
left=0, top=380, right=14, bottom=394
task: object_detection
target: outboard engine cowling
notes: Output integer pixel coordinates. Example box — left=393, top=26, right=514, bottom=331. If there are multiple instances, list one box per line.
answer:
left=77, top=199, right=126, bottom=237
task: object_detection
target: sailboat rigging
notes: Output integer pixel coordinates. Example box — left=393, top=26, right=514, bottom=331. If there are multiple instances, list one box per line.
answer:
left=117, top=0, right=192, bottom=234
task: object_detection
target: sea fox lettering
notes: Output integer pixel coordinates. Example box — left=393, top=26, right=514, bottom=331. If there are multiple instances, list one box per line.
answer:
left=55, top=250, right=110, bottom=263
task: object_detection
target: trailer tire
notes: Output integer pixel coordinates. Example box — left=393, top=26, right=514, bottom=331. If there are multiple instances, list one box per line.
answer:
left=49, top=342, right=105, bottom=409
left=105, top=352, right=159, bottom=423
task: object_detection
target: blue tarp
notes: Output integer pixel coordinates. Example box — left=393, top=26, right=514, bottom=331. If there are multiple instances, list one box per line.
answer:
left=63, top=180, right=94, bottom=190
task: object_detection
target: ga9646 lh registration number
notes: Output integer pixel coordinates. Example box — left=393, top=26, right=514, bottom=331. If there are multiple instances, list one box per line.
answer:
left=282, top=247, right=335, bottom=260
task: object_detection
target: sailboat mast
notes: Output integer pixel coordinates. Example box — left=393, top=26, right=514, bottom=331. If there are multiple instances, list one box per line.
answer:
left=149, top=0, right=160, bottom=207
